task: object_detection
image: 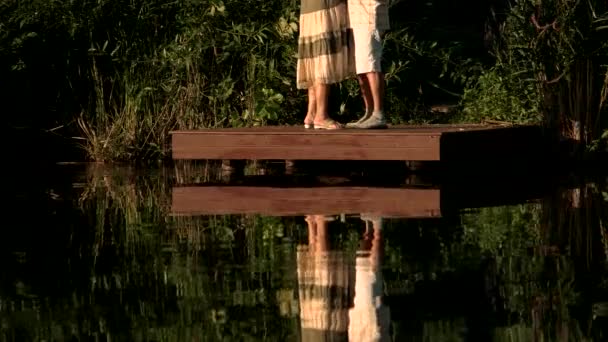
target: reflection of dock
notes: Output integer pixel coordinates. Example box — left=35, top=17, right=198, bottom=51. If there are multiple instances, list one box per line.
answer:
left=170, top=177, right=552, bottom=216
left=171, top=186, right=441, bottom=217
left=171, top=124, right=544, bottom=162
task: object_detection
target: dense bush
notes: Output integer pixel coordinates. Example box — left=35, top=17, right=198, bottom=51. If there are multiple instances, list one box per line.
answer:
left=2, top=0, right=606, bottom=161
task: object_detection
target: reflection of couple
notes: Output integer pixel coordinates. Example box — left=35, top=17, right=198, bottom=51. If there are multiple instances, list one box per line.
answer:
left=297, top=0, right=390, bottom=130
left=297, top=215, right=390, bottom=342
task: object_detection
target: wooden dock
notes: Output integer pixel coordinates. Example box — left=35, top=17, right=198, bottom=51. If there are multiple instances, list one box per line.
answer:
left=171, top=124, right=545, bottom=161
left=170, top=123, right=551, bottom=217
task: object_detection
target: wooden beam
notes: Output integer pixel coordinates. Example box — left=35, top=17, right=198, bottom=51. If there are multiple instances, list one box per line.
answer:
left=171, top=126, right=445, bottom=161
left=171, top=124, right=547, bottom=165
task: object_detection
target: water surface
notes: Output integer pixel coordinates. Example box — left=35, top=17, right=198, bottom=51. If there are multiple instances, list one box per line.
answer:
left=3, top=163, right=607, bottom=341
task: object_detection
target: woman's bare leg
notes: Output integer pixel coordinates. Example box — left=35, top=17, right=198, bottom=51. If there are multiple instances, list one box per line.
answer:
left=304, top=88, right=316, bottom=126
left=313, top=83, right=342, bottom=129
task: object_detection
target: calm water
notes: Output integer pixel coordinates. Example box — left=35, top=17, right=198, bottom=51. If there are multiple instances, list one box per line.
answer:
left=3, top=163, right=608, bottom=341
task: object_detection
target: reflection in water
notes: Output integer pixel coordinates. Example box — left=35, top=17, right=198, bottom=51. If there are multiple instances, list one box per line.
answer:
left=2, top=165, right=608, bottom=341
left=298, top=215, right=353, bottom=341
left=348, top=216, right=390, bottom=342
left=297, top=215, right=390, bottom=342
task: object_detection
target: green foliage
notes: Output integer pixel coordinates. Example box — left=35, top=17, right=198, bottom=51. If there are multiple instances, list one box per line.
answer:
left=3, top=0, right=522, bottom=161
left=3, top=0, right=608, bottom=161
left=460, top=66, right=541, bottom=123
left=381, top=29, right=457, bottom=123
left=1, top=0, right=303, bottom=161
left=460, top=0, right=608, bottom=143
left=459, top=0, right=545, bottom=124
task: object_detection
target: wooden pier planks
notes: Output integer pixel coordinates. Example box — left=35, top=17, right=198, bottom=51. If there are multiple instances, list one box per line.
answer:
left=171, top=124, right=543, bottom=161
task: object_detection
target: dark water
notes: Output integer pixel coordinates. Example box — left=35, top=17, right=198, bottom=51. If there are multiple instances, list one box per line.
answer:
left=3, top=163, right=608, bottom=341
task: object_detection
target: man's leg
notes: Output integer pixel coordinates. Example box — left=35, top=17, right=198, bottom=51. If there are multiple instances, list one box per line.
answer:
left=351, top=29, right=387, bottom=129
left=357, top=70, right=387, bottom=128
left=346, top=75, right=373, bottom=127
left=367, top=71, right=385, bottom=114
left=358, top=75, right=373, bottom=113
left=346, top=27, right=373, bottom=128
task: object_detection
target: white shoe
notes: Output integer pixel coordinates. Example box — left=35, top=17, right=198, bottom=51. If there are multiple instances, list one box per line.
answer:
left=346, top=112, right=372, bottom=128
left=357, top=114, right=388, bottom=129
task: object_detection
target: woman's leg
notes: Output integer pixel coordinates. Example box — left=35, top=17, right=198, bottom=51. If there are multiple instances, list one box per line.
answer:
left=304, top=87, right=316, bottom=127
left=314, top=83, right=329, bottom=121
left=313, top=83, right=342, bottom=129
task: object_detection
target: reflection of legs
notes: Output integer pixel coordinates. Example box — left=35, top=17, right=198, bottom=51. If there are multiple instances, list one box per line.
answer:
left=314, top=215, right=329, bottom=252
left=370, top=216, right=390, bottom=341
left=305, top=215, right=333, bottom=252
left=370, top=217, right=383, bottom=268
left=303, top=215, right=332, bottom=253
left=300, top=215, right=352, bottom=340
left=349, top=215, right=390, bottom=342
left=305, top=215, right=317, bottom=246
left=299, top=215, right=325, bottom=339
left=358, top=215, right=383, bottom=267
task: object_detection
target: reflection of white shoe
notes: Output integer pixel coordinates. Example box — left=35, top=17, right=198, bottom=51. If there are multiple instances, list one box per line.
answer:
left=360, top=213, right=383, bottom=224
left=345, top=112, right=372, bottom=128
left=314, top=215, right=337, bottom=222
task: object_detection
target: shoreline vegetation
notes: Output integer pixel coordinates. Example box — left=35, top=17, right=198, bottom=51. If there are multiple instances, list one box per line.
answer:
left=1, top=0, right=607, bottom=163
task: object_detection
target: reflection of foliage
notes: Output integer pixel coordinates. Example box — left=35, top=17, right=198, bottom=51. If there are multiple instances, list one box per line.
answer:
left=446, top=197, right=605, bottom=341
left=461, top=203, right=542, bottom=255
left=421, top=319, right=466, bottom=342
left=599, top=183, right=608, bottom=264
left=1, top=165, right=301, bottom=341
left=3, top=166, right=608, bottom=341
left=496, top=255, right=579, bottom=318
left=493, top=321, right=589, bottom=342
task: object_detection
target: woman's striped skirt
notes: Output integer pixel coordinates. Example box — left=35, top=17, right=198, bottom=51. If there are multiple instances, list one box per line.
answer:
left=296, top=0, right=355, bottom=89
